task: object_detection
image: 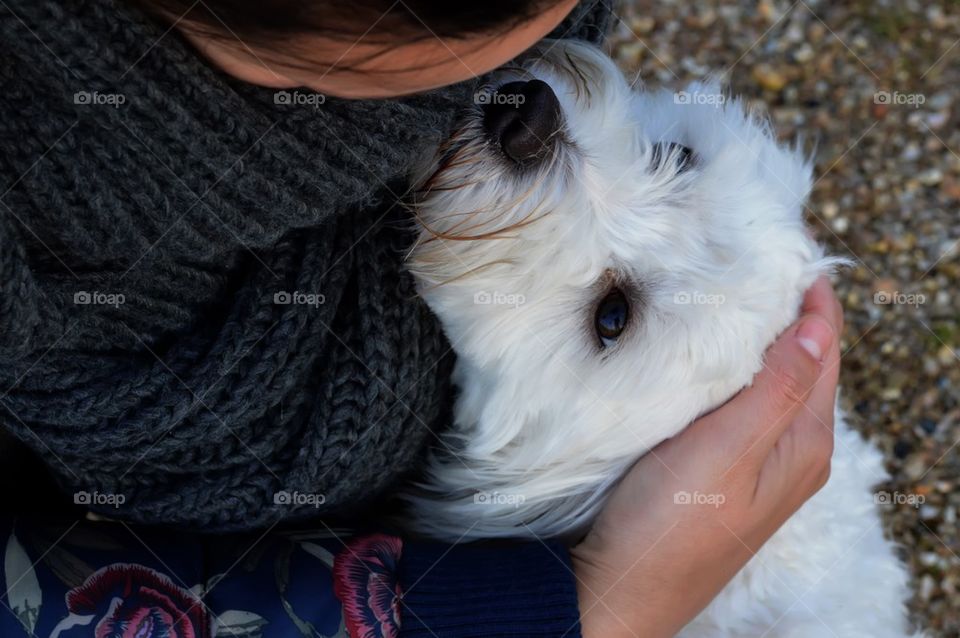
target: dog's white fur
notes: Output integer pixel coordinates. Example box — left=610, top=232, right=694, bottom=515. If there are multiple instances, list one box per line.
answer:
left=405, top=41, right=918, bottom=637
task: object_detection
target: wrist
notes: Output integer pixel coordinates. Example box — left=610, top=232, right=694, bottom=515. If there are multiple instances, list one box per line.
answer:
left=572, top=549, right=678, bottom=638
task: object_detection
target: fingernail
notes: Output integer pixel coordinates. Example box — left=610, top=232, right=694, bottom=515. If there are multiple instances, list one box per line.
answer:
left=796, top=316, right=834, bottom=362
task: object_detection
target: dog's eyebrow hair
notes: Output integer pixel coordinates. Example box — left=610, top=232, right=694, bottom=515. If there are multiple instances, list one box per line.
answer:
left=563, top=50, right=593, bottom=105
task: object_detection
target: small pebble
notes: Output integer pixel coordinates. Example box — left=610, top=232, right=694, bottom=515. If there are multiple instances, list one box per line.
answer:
left=794, top=45, right=814, bottom=64
left=919, top=169, right=945, bottom=186
left=752, top=64, right=787, bottom=91
left=927, top=112, right=949, bottom=130
left=920, top=575, right=936, bottom=602
left=920, top=505, right=941, bottom=521
left=894, top=440, right=914, bottom=458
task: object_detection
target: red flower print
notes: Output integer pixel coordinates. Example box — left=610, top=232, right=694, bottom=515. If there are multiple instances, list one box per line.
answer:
left=333, top=534, right=402, bottom=638
left=64, top=563, right=209, bottom=638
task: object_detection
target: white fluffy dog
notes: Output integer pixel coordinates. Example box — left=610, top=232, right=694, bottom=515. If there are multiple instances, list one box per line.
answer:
left=405, top=40, right=918, bottom=637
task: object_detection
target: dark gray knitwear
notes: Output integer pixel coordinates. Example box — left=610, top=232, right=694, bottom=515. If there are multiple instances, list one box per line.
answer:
left=0, top=0, right=614, bottom=531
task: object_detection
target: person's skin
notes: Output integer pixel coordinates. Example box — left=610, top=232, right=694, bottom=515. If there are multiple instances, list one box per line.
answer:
left=176, top=10, right=842, bottom=636
left=180, top=0, right=580, bottom=98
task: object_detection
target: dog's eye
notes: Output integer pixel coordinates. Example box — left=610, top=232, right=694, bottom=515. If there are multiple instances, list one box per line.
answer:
left=595, top=288, right=629, bottom=348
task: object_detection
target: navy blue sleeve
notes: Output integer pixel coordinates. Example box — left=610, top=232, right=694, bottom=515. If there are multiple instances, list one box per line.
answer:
left=397, top=540, right=583, bottom=638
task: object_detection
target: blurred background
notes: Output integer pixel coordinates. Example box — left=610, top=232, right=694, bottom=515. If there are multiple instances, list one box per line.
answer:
left=609, top=0, right=959, bottom=633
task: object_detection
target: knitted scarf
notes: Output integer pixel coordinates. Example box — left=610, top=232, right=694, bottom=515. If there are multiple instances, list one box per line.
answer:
left=0, top=0, right=613, bottom=530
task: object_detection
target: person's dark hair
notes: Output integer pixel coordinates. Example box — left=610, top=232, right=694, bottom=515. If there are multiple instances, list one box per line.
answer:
left=126, top=0, right=562, bottom=43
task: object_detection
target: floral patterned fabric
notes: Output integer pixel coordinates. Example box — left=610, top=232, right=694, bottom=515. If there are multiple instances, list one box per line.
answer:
left=333, top=535, right=402, bottom=638
left=0, top=519, right=403, bottom=638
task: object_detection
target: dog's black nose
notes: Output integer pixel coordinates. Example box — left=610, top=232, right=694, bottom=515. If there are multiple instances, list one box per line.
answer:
left=482, top=80, right=562, bottom=164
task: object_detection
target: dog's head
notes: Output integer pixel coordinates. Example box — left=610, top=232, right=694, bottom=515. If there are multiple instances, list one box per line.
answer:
left=408, top=40, right=834, bottom=538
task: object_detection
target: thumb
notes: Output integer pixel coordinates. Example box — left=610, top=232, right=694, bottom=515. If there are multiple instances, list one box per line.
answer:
left=691, top=313, right=835, bottom=464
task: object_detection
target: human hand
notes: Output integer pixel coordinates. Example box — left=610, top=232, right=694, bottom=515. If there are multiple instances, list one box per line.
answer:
left=573, top=276, right=843, bottom=638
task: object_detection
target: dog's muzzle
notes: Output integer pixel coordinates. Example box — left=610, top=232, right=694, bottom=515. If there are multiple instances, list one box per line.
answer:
left=482, top=79, right=562, bottom=164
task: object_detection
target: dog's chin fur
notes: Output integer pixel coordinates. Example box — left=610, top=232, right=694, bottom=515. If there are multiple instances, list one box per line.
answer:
left=405, top=41, right=837, bottom=540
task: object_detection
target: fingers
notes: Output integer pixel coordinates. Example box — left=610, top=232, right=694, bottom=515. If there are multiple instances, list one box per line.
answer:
left=774, top=304, right=843, bottom=492
left=802, top=275, right=843, bottom=335
left=799, top=317, right=841, bottom=439
left=796, top=275, right=843, bottom=440
left=690, top=279, right=840, bottom=469
left=755, top=328, right=840, bottom=506
left=724, top=314, right=834, bottom=456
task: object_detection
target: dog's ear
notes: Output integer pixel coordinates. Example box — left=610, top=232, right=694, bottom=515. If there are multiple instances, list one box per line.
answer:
left=671, top=79, right=814, bottom=214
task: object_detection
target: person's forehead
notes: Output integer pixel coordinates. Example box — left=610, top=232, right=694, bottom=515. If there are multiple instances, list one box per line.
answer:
left=261, top=0, right=580, bottom=97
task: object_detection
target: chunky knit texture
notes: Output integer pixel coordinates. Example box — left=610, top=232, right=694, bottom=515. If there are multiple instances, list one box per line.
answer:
left=0, top=0, right=613, bottom=531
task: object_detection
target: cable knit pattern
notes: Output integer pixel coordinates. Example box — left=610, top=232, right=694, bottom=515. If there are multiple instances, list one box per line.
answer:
left=0, top=0, right=613, bottom=530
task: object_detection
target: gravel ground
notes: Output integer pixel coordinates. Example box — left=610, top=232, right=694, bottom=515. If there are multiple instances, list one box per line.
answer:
left=609, top=0, right=960, bottom=633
